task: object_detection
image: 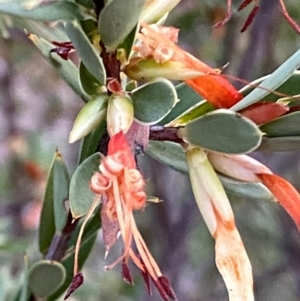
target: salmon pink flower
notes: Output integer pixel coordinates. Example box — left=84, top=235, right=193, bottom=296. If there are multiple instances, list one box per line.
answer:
left=125, top=22, right=242, bottom=108
left=186, top=147, right=254, bottom=301
left=89, top=131, right=176, bottom=300
left=207, top=152, right=300, bottom=231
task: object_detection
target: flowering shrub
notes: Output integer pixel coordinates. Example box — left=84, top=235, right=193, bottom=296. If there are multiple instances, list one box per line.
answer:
left=1, top=0, right=300, bottom=300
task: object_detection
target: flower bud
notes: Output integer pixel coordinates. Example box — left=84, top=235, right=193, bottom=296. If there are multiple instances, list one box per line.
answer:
left=125, top=57, right=206, bottom=81
left=107, top=94, right=134, bottom=137
left=186, top=147, right=234, bottom=234
left=69, top=94, right=108, bottom=143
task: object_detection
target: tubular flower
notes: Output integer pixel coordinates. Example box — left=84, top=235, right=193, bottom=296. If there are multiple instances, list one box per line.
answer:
left=125, top=22, right=242, bottom=108
left=186, top=147, right=254, bottom=301
left=90, top=131, right=176, bottom=301
left=207, top=152, right=300, bottom=231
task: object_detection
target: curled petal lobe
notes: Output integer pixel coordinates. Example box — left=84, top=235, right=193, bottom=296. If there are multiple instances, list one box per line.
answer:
left=257, top=173, right=300, bottom=231
left=128, top=22, right=243, bottom=108
left=214, top=221, right=254, bottom=301
left=90, top=172, right=111, bottom=194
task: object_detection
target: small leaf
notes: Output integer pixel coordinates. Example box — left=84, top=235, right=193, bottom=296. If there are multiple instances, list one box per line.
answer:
left=241, top=71, right=300, bottom=102
left=145, top=141, right=188, bottom=174
left=179, top=109, right=263, bottom=154
left=28, top=34, right=88, bottom=101
left=260, top=111, right=300, bottom=137
left=75, top=0, right=94, bottom=9
left=48, top=212, right=101, bottom=301
left=53, top=154, right=70, bottom=231
left=166, top=101, right=214, bottom=127
left=231, top=49, right=300, bottom=111
left=69, top=94, right=108, bottom=143
left=79, top=121, right=106, bottom=164
left=219, top=174, right=275, bottom=202
left=98, top=0, right=146, bottom=50
left=257, top=136, right=300, bottom=152
left=39, top=153, right=56, bottom=254
left=79, top=62, right=102, bottom=95
left=132, top=78, right=178, bottom=124
left=65, top=20, right=106, bottom=85
left=69, top=153, right=101, bottom=219
left=0, top=1, right=88, bottom=21
left=118, top=25, right=138, bottom=59
left=28, top=260, right=66, bottom=298
left=159, top=83, right=204, bottom=126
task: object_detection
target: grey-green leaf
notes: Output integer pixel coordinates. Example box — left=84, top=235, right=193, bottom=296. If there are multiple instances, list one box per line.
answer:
left=0, top=1, right=88, bottom=21
left=180, top=109, right=263, bottom=154
left=28, top=34, right=88, bottom=101
left=257, top=136, right=300, bottom=152
left=231, top=49, right=300, bottom=111
left=39, top=152, right=70, bottom=253
left=219, top=174, right=275, bottom=202
left=159, top=83, right=204, bottom=125
left=65, top=20, right=106, bottom=85
left=69, top=153, right=101, bottom=219
left=132, top=78, right=178, bottom=124
left=260, top=111, right=300, bottom=137
left=146, top=140, right=188, bottom=174
left=39, top=154, right=56, bottom=254
left=79, top=62, right=102, bottom=95
left=28, top=261, right=66, bottom=298
left=240, top=71, right=300, bottom=102
left=53, top=155, right=69, bottom=231
left=98, top=0, right=146, bottom=50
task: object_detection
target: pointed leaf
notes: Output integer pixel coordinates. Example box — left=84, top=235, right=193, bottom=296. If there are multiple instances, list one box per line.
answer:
left=48, top=211, right=101, bottom=301
left=132, top=78, right=178, bottom=124
left=69, top=94, right=108, bottom=143
left=98, top=0, right=146, bottom=50
left=231, top=49, right=300, bottom=111
left=79, top=62, right=102, bottom=95
left=69, top=153, right=101, bottom=219
left=240, top=71, right=300, bottom=102
left=75, top=0, right=94, bottom=9
left=79, top=121, right=106, bottom=164
left=53, top=154, right=69, bottom=231
left=166, top=101, right=214, bottom=126
left=28, top=261, right=66, bottom=298
left=180, top=109, right=263, bottom=154
left=118, top=25, right=138, bottom=59
left=65, top=20, right=106, bottom=85
left=28, top=34, right=88, bottom=101
left=0, top=1, right=88, bottom=21
left=257, top=136, right=300, bottom=152
left=159, top=83, right=205, bottom=126
left=145, top=140, right=188, bottom=173
left=39, top=154, right=56, bottom=254
left=219, top=174, right=275, bottom=202
left=260, top=111, right=300, bottom=137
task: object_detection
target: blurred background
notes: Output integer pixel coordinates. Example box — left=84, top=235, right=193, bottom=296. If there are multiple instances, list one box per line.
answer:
left=1, top=0, right=300, bottom=300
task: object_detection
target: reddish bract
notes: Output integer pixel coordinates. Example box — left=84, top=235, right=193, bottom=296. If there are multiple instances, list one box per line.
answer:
left=258, top=173, right=300, bottom=231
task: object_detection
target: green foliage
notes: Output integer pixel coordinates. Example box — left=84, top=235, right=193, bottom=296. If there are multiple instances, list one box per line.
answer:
left=69, top=153, right=101, bottom=219
left=98, top=0, right=146, bottom=50
left=179, top=109, right=263, bottom=154
left=132, top=78, right=178, bottom=124
left=39, top=152, right=69, bottom=254
left=28, top=261, right=66, bottom=298
left=2, top=1, right=300, bottom=301
left=65, top=20, right=106, bottom=85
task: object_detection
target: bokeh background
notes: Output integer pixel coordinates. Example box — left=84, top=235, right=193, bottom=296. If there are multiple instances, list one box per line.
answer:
left=1, top=0, right=300, bottom=300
